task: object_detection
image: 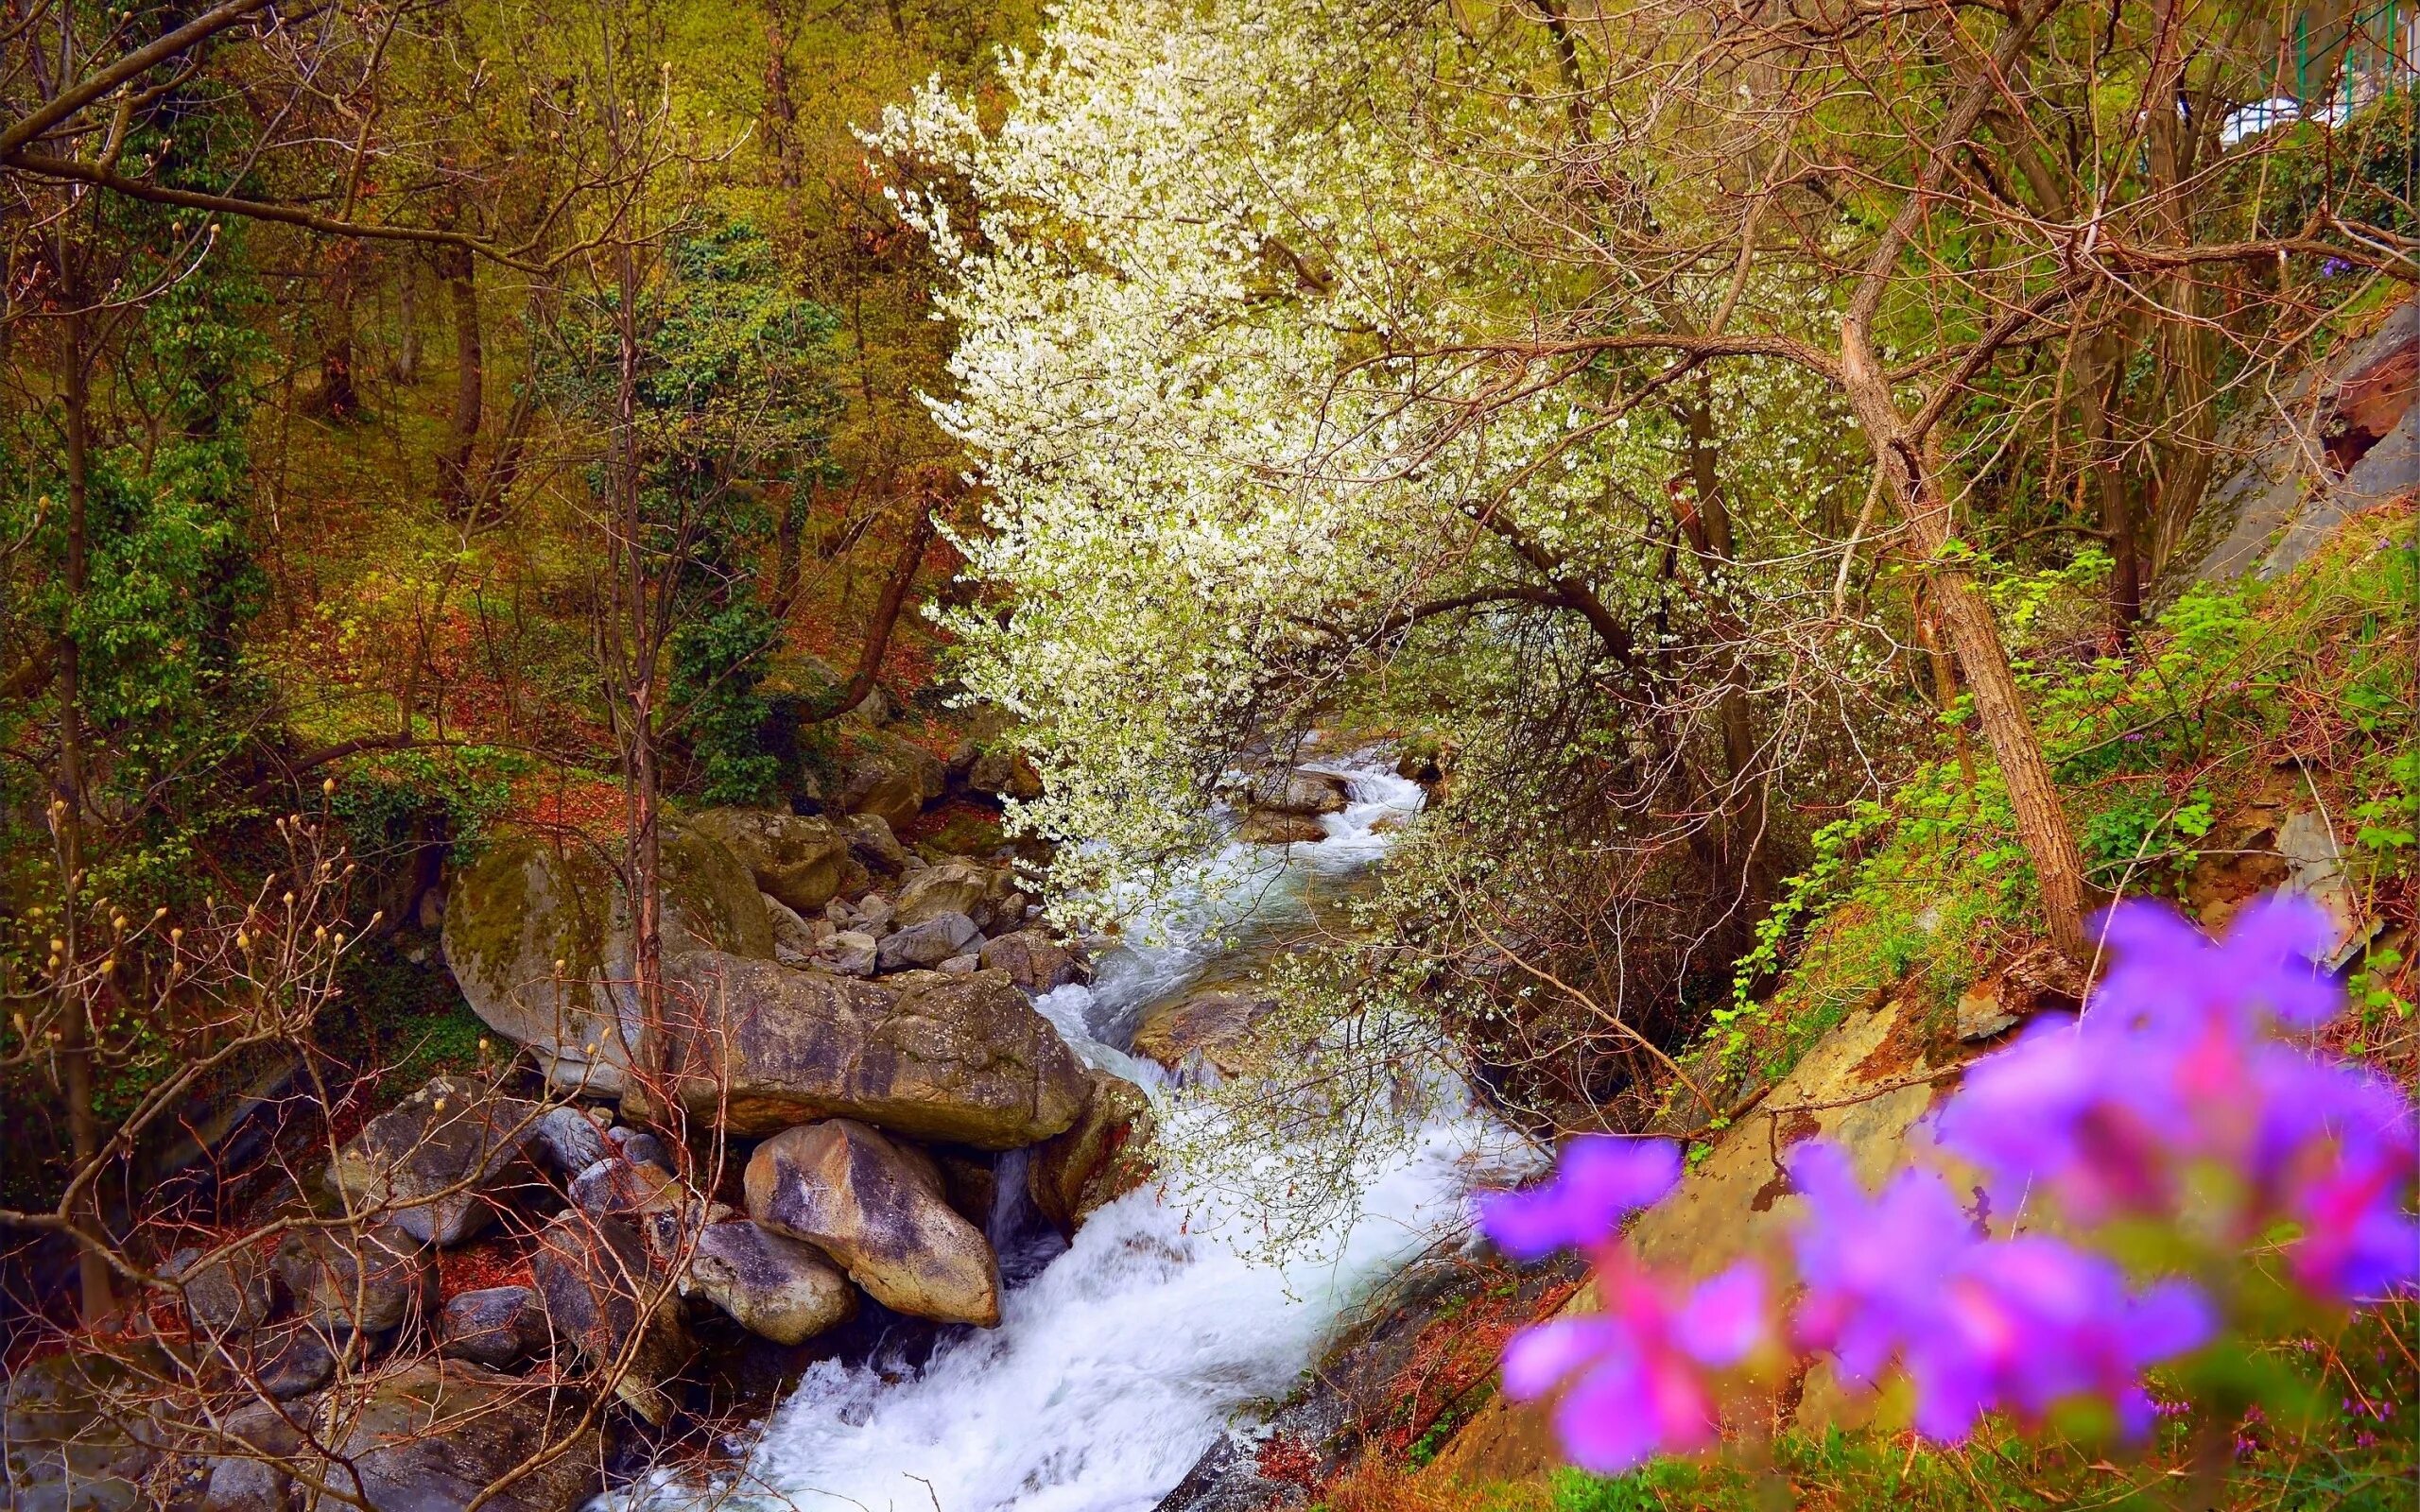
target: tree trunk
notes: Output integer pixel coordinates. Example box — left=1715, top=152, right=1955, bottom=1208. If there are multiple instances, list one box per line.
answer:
left=807, top=500, right=937, bottom=723
left=316, top=243, right=362, bottom=420
left=761, top=4, right=804, bottom=191
left=391, top=255, right=420, bottom=384
left=2079, top=335, right=2142, bottom=637
left=57, top=278, right=114, bottom=1326
left=437, top=245, right=482, bottom=516
left=1683, top=386, right=1770, bottom=918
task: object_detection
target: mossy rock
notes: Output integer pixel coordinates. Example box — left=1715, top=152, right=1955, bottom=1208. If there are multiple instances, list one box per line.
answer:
left=442, top=820, right=771, bottom=1094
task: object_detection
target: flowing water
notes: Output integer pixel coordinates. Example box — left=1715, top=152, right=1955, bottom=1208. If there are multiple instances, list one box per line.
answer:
left=631, top=756, right=1525, bottom=1512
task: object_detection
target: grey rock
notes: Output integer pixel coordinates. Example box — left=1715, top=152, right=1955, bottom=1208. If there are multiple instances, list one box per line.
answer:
left=323, top=1076, right=539, bottom=1246
left=274, top=1221, right=428, bottom=1337
left=530, top=1211, right=695, bottom=1426
left=815, top=929, right=878, bottom=978
left=1, top=1349, right=164, bottom=1512
left=894, top=860, right=1027, bottom=932
left=605, top=1126, right=671, bottom=1172
left=194, top=1400, right=304, bottom=1512
left=440, top=1284, right=551, bottom=1368
left=527, top=1105, right=610, bottom=1176
left=274, top=1359, right=600, bottom=1510
left=164, top=1244, right=273, bottom=1338
left=745, top=1120, right=1002, bottom=1327
left=939, top=953, right=980, bottom=975
left=692, top=810, right=866, bottom=915
left=684, top=1220, right=857, bottom=1346
left=566, top=1155, right=681, bottom=1223
left=841, top=813, right=908, bottom=876
left=876, top=911, right=982, bottom=972
left=765, top=892, right=828, bottom=965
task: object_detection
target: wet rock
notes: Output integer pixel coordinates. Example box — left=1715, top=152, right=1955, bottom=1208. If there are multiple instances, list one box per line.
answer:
left=932, top=1148, right=999, bottom=1230
left=977, top=929, right=1089, bottom=994
left=442, top=822, right=773, bottom=1095
left=247, top=1321, right=340, bottom=1400
left=292, top=1358, right=601, bottom=1511
left=1132, top=990, right=1275, bottom=1076
left=875, top=910, right=982, bottom=971
left=530, top=1211, right=696, bottom=1426
left=693, top=809, right=867, bottom=916
left=967, top=746, right=1044, bottom=801
left=275, top=1221, right=429, bottom=1337
left=527, top=1105, right=611, bottom=1176
left=643, top=953, right=1088, bottom=1146
left=440, top=1284, right=551, bottom=1368
left=164, top=1243, right=274, bottom=1338
left=1028, top=1068, right=1156, bottom=1233
left=746, top=1119, right=1002, bottom=1327
left=814, top=929, right=878, bottom=977
left=832, top=730, right=947, bottom=830
left=1245, top=769, right=1349, bottom=816
left=894, top=860, right=1027, bottom=932
left=1, top=1348, right=165, bottom=1512
left=683, top=1219, right=857, bottom=1346
left=323, top=1076, right=539, bottom=1246
left=1235, top=812, right=1328, bottom=845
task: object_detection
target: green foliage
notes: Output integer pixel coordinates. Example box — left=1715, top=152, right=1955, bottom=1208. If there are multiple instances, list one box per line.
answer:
left=330, top=747, right=529, bottom=872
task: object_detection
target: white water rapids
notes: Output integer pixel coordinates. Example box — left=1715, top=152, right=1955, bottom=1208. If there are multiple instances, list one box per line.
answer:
left=624, top=755, right=1526, bottom=1512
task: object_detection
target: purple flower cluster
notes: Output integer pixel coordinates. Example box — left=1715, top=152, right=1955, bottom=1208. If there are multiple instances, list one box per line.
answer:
left=1786, top=1141, right=2211, bottom=1441
left=1937, top=896, right=2418, bottom=1301
left=1480, top=893, right=2418, bottom=1475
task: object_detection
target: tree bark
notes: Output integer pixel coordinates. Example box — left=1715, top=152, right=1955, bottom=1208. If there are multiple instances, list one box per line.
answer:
left=806, top=500, right=937, bottom=723
left=761, top=4, right=804, bottom=192
left=437, top=244, right=482, bottom=516
left=1683, top=385, right=1770, bottom=917
left=57, top=269, right=115, bottom=1326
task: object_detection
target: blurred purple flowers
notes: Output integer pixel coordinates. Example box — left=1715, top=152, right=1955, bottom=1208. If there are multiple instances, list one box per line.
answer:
left=1480, top=1136, right=1681, bottom=1261
left=1485, top=892, right=2418, bottom=1474
left=1938, top=895, right=2418, bottom=1300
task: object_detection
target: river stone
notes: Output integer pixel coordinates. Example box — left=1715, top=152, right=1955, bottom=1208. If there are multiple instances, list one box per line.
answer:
left=324, top=1076, right=539, bottom=1246
left=841, top=812, right=908, bottom=876
left=967, top=746, right=1044, bottom=801
left=530, top=1210, right=696, bottom=1425
left=299, top=1358, right=601, bottom=1511
left=815, top=929, right=878, bottom=977
left=875, top=910, right=982, bottom=972
left=275, top=1220, right=429, bottom=1337
left=1, top=1347, right=167, bottom=1512
left=527, top=1105, right=611, bottom=1176
left=977, top=929, right=1089, bottom=994
left=566, top=1154, right=682, bottom=1222
left=745, top=1120, right=1002, bottom=1327
left=1247, top=769, right=1349, bottom=815
left=1236, top=812, right=1328, bottom=845
left=693, top=809, right=867, bottom=916
left=684, top=1219, right=858, bottom=1345
left=894, top=860, right=1027, bottom=931
left=764, top=893, right=829, bottom=965
left=832, top=730, right=947, bottom=830
left=193, top=1400, right=305, bottom=1512
left=1132, top=989, right=1276, bottom=1076
left=1028, top=1068, right=1157, bottom=1233
left=640, top=952, right=1088, bottom=1146
left=164, top=1243, right=274, bottom=1337
left=441, top=1284, right=551, bottom=1368
left=606, top=1125, right=671, bottom=1171
left=441, top=820, right=773, bottom=1095
left=247, top=1320, right=341, bottom=1400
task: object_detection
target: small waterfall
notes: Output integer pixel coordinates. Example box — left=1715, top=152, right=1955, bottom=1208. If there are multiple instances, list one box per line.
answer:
left=624, top=754, right=1515, bottom=1512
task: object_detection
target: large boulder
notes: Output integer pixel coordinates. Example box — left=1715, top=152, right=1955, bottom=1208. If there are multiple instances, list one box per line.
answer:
left=1235, top=811, right=1328, bottom=845
left=874, top=910, right=982, bottom=972
left=323, top=1076, right=540, bottom=1246
left=529, top=1211, right=696, bottom=1426
left=1028, top=1069, right=1156, bottom=1233
left=1243, top=768, right=1350, bottom=816
left=683, top=1219, right=857, bottom=1345
left=691, top=809, right=867, bottom=916
left=163, top=1243, right=274, bottom=1339
left=1132, top=989, right=1275, bottom=1076
left=831, top=730, right=947, bottom=830
left=745, top=1120, right=1002, bottom=1327
left=274, top=1220, right=430, bottom=1337
left=439, top=1284, right=551, bottom=1368
left=977, top=930, right=1089, bottom=995
left=840, top=813, right=908, bottom=877
left=640, top=953, right=1089, bottom=1146
left=1, top=1349, right=166, bottom=1512
left=441, top=821, right=773, bottom=1095
left=192, top=1400, right=304, bottom=1512
left=286, top=1359, right=600, bottom=1512
left=894, top=860, right=1028, bottom=932
left=813, top=929, right=878, bottom=977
